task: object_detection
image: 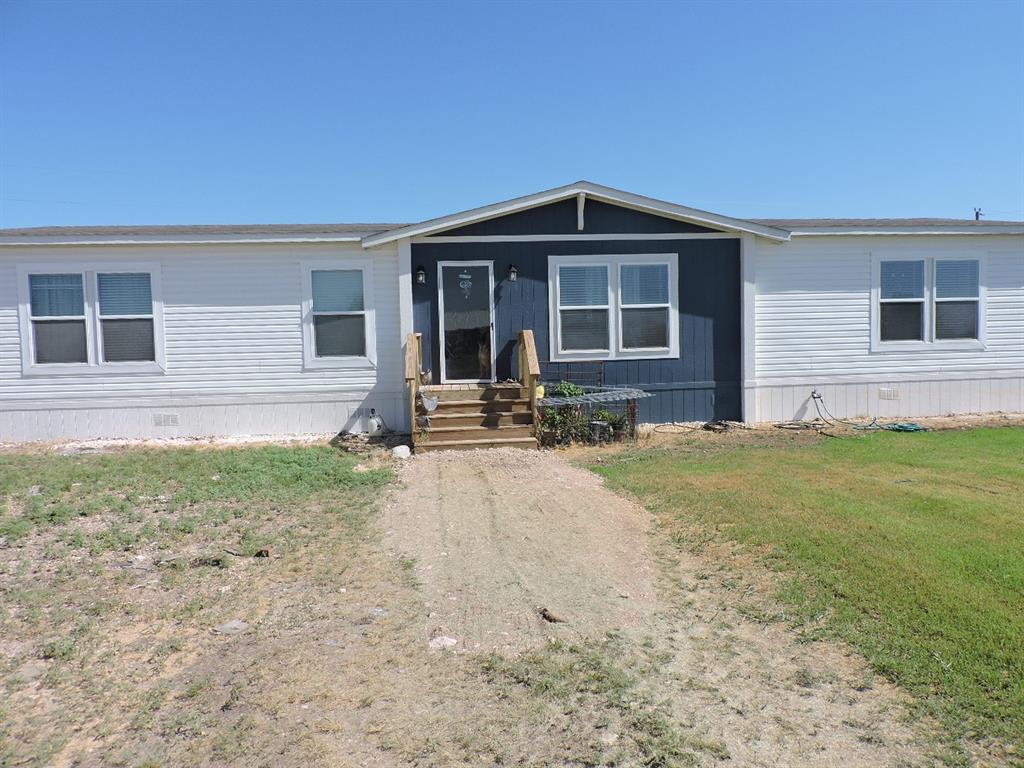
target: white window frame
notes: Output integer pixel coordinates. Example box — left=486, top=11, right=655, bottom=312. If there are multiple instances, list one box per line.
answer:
left=16, top=263, right=166, bottom=376
left=870, top=253, right=986, bottom=352
left=552, top=261, right=612, bottom=357
left=300, top=259, right=376, bottom=370
left=548, top=253, right=679, bottom=362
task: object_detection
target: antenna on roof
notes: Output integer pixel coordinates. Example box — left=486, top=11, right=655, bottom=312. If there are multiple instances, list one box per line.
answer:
left=974, top=207, right=983, bottom=221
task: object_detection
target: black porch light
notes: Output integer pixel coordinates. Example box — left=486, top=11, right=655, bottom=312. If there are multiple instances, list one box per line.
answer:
left=415, top=266, right=426, bottom=285
left=508, top=264, right=519, bottom=282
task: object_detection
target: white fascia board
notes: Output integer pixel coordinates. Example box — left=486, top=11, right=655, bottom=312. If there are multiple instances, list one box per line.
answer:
left=361, top=181, right=792, bottom=246
left=0, top=234, right=367, bottom=247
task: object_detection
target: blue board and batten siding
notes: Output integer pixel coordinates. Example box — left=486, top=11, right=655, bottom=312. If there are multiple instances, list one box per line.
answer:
left=411, top=201, right=742, bottom=423
left=431, top=198, right=720, bottom=236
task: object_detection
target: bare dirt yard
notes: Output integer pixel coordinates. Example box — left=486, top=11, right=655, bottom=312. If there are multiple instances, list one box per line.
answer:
left=7, top=422, right=1012, bottom=766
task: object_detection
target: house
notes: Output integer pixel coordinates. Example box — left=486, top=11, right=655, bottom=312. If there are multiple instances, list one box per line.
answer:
left=1, top=181, right=1021, bottom=445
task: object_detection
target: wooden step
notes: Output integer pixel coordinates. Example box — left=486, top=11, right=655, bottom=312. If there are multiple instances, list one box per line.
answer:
left=415, top=436, right=539, bottom=453
left=425, top=387, right=528, bottom=402
left=422, top=411, right=533, bottom=428
left=420, top=424, right=534, bottom=443
left=425, top=398, right=532, bottom=414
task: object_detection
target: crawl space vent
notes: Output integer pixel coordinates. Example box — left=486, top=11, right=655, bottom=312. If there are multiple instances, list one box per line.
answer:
left=878, top=387, right=900, bottom=401
left=152, top=413, right=180, bottom=427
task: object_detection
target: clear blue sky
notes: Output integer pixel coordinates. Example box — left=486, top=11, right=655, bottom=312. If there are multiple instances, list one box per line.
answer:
left=1, top=0, right=1022, bottom=227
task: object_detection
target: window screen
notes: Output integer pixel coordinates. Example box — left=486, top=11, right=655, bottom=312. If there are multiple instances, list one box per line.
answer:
left=311, top=270, right=366, bottom=357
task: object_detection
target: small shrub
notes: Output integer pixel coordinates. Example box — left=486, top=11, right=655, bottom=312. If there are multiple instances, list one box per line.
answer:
left=550, top=380, right=585, bottom=397
left=41, top=637, right=75, bottom=661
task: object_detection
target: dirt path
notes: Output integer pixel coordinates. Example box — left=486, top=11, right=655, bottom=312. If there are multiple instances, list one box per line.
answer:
left=384, top=448, right=940, bottom=767
left=384, top=448, right=658, bottom=651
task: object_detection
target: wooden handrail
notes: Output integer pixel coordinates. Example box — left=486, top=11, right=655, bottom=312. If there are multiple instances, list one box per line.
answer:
left=517, top=329, right=541, bottom=429
left=405, top=332, right=422, bottom=444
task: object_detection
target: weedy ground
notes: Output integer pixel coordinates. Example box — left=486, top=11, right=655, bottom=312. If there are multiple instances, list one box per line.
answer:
left=1, top=426, right=1018, bottom=767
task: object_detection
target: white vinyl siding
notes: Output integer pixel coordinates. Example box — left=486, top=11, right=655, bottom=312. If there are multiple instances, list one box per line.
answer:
left=755, top=238, right=1023, bottom=380
left=0, top=243, right=402, bottom=440
left=548, top=253, right=679, bottom=362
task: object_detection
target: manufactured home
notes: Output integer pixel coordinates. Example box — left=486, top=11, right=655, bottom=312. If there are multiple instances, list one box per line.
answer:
left=1, top=181, right=1022, bottom=446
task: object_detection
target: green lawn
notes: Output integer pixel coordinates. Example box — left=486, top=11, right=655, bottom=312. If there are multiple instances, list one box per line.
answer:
left=590, top=427, right=1024, bottom=749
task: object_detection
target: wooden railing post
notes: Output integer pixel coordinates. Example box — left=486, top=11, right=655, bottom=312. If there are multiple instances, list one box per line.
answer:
left=516, top=329, right=541, bottom=434
left=404, top=332, right=422, bottom=446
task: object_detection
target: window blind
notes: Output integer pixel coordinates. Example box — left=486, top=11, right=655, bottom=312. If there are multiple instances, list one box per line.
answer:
left=935, top=261, right=979, bottom=299
left=29, top=274, right=84, bottom=317
left=559, top=266, right=607, bottom=306
left=312, top=270, right=363, bottom=312
left=880, top=261, right=924, bottom=299
left=620, top=264, right=669, bottom=305
left=98, top=273, right=153, bottom=315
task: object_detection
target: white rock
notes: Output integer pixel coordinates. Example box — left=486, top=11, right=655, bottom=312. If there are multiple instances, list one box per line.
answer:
left=428, top=635, right=458, bottom=651
left=392, top=445, right=412, bottom=459
left=213, top=619, right=250, bottom=635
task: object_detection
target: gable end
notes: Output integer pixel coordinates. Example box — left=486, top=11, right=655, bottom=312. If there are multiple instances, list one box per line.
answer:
left=429, top=198, right=721, bottom=237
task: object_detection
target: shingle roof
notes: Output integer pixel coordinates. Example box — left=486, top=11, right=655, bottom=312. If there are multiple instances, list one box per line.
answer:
left=1, top=217, right=1021, bottom=239
left=0, top=223, right=405, bottom=237
left=751, top=218, right=1023, bottom=229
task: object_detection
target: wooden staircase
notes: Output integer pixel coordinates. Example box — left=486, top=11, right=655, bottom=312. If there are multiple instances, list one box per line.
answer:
left=415, top=385, right=538, bottom=452
left=405, top=331, right=541, bottom=453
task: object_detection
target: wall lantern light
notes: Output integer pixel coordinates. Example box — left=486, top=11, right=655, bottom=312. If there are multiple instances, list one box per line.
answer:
left=508, top=264, right=519, bottom=282
left=415, top=266, right=427, bottom=285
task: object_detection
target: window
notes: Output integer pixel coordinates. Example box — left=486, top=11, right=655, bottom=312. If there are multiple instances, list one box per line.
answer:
left=620, top=264, right=670, bottom=349
left=312, top=270, right=366, bottom=357
left=28, top=273, right=88, bottom=364
left=301, top=261, right=375, bottom=368
left=879, top=260, right=925, bottom=341
left=97, top=273, right=156, bottom=361
left=934, top=260, right=979, bottom=340
left=558, top=265, right=609, bottom=352
left=549, top=253, right=678, bottom=361
left=873, top=256, right=984, bottom=349
left=18, top=265, right=163, bottom=373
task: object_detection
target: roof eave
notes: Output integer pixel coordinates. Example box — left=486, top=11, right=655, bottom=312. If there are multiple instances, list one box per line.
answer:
left=788, top=225, right=1024, bottom=236
left=361, top=181, right=792, bottom=246
left=0, top=234, right=370, bottom=247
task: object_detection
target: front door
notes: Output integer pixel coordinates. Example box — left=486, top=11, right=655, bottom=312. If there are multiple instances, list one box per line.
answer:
left=438, top=261, right=494, bottom=383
